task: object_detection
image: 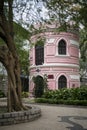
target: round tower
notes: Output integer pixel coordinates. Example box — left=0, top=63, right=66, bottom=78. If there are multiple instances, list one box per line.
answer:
left=29, top=23, right=80, bottom=96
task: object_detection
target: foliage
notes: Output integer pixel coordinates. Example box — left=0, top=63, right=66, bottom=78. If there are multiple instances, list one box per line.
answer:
left=21, top=91, right=29, bottom=98
left=36, top=87, right=87, bottom=106
left=42, top=87, right=87, bottom=100
left=0, top=90, right=5, bottom=98
left=79, top=28, right=87, bottom=78
left=17, top=45, right=29, bottom=75
left=0, top=21, right=29, bottom=75
left=32, top=74, right=49, bottom=98
left=43, top=74, right=49, bottom=92
left=44, top=0, right=87, bottom=28
left=35, top=98, right=87, bottom=106
left=13, top=22, right=29, bottom=75
left=14, top=22, right=29, bottom=40
left=80, top=29, right=87, bottom=62
left=0, top=0, right=30, bottom=111
left=35, top=38, right=45, bottom=46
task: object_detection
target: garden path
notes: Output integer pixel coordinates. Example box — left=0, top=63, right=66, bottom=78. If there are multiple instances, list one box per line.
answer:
left=0, top=101, right=87, bottom=130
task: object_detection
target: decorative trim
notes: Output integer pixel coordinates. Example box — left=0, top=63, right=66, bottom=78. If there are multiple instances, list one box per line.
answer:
left=70, top=40, right=79, bottom=47
left=70, top=75, right=80, bottom=80
left=55, top=37, right=70, bottom=56
left=30, top=63, right=79, bottom=69
left=55, top=54, right=70, bottom=57
left=46, top=38, right=55, bottom=43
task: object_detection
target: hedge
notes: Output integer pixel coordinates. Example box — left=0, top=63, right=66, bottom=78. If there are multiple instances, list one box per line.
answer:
left=35, top=87, right=87, bottom=106
left=42, top=87, right=87, bottom=100
left=35, top=98, right=87, bottom=106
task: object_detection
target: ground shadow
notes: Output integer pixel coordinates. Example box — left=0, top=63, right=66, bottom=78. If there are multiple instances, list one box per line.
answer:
left=58, top=116, right=87, bottom=130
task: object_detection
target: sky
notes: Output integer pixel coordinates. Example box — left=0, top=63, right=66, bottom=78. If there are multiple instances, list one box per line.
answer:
left=13, top=0, right=49, bottom=29
left=0, top=63, right=7, bottom=75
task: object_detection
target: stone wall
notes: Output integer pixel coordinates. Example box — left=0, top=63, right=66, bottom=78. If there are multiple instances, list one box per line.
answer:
left=0, top=105, right=41, bottom=126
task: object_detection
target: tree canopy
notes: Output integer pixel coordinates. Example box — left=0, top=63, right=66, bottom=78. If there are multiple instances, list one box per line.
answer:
left=44, top=0, right=87, bottom=28
left=14, top=22, right=29, bottom=75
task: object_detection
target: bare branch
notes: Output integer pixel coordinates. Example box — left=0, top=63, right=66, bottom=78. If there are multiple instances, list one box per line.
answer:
left=0, top=31, right=7, bottom=43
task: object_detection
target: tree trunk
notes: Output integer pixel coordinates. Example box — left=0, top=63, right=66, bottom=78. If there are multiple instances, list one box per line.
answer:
left=0, top=45, right=27, bottom=112
left=0, top=0, right=28, bottom=112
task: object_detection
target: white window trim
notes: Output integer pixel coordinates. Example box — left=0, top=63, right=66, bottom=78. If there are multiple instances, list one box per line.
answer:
left=55, top=37, right=70, bottom=57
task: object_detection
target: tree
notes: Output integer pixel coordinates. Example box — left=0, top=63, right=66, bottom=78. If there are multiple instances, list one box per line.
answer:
left=44, top=0, right=87, bottom=28
left=0, top=0, right=28, bottom=112
left=79, top=28, right=87, bottom=78
left=14, top=22, right=29, bottom=75
left=33, top=76, right=44, bottom=98
left=0, top=0, right=44, bottom=112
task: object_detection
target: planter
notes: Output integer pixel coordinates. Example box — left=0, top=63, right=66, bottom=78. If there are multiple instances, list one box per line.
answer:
left=0, top=105, right=41, bottom=126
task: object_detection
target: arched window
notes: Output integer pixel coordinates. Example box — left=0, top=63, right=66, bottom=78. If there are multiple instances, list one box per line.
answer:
left=58, top=75, right=67, bottom=89
left=58, top=40, right=66, bottom=55
left=33, top=75, right=44, bottom=98
left=35, top=44, right=44, bottom=65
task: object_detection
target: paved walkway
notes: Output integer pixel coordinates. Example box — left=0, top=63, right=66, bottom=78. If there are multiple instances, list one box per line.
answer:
left=0, top=103, right=87, bottom=130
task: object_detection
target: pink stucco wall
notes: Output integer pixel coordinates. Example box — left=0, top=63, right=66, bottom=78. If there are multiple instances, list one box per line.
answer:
left=29, top=30, right=80, bottom=95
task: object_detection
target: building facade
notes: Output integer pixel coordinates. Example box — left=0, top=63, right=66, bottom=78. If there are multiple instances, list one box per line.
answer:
left=29, top=24, right=80, bottom=95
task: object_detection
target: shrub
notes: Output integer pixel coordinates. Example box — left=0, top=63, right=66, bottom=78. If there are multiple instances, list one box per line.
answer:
left=77, top=87, right=87, bottom=100
left=21, top=91, right=29, bottom=98
left=60, top=88, right=71, bottom=100
left=42, top=90, right=54, bottom=99
left=42, top=87, right=87, bottom=101
left=35, top=98, right=87, bottom=106
left=35, top=98, right=48, bottom=103
left=36, top=87, right=87, bottom=106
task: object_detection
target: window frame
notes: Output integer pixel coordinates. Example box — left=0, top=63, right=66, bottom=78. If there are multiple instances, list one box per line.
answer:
left=58, top=75, right=67, bottom=89
left=58, top=39, right=66, bottom=55
left=35, top=44, right=44, bottom=65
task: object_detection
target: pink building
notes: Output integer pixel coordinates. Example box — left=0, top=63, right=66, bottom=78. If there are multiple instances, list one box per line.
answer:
left=29, top=24, right=80, bottom=95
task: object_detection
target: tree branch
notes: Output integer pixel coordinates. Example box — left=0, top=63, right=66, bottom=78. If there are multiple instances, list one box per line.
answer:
left=0, top=31, right=7, bottom=43
left=8, top=0, right=14, bottom=39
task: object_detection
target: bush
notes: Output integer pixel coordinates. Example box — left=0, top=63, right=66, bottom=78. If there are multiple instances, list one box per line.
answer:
left=21, top=91, right=29, bottom=98
left=77, top=87, right=87, bottom=100
left=0, top=90, right=5, bottom=98
left=59, top=88, right=71, bottom=100
left=42, top=90, right=54, bottom=99
left=36, top=87, right=87, bottom=106
left=35, top=98, right=87, bottom=106
left=42, top=87, right=87, bottom=100
left=35, top=98, right=48, bottom=103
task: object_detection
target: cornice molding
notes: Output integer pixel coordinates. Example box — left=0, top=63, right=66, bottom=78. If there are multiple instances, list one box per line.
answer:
left=30, top=63, right=79, bottom=69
